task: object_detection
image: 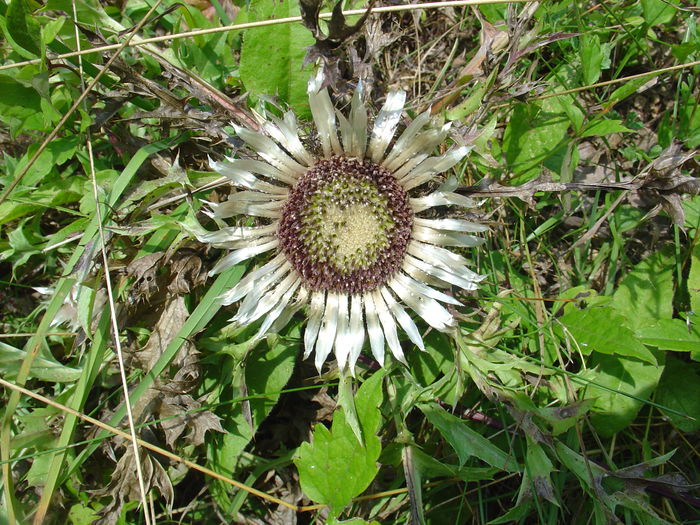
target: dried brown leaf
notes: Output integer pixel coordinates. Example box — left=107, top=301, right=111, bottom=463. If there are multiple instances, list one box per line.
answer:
left=95, top=449, right=173, bottom=525
left=159, top=393, right=224, bottom=448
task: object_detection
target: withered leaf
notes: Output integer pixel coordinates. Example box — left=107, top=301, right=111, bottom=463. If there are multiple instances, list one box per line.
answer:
left=300, top=0, right=376, bottom=85
left=126, top=251, right=165, bottom=302
left=167, top=253, right=207, bottom=294
left=137, top=295, right=191, bottom=372
left=95, top=448, right=173, bottom=525
left=159, top=393, right=224, bottom=448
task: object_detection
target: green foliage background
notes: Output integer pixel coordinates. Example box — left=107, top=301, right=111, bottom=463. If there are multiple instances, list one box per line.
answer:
left=0, top=0, right=699, bottom=523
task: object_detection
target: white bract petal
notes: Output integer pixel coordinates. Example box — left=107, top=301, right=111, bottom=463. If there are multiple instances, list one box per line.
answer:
left=412, top=226, right=485, bottom=248
left=308, top=77, right=342, bottom=158
left=410, top=191, right=477, bottom=212
left=368, top=90, right=406, bottom=162
left=384, top=125, right=449, bottom=173
left=363, top=292, right=385, bottom=366
left=315, top=292, right=340, bottom=372
left=210, top=239, right=279, bottom=276
left=348, top=82, right=368, bottom=159
left=231, top=261, right=290, bottom=317
left=383, top=111, right=432, bottom=167
left=304, top=291, right=326, bottom=359
left=233, top=124, right=307, bottom=177
left=380, top=286, right=425, bottom=351
left=404, top=254, right=481, bottom=290
left=211, top=158, right=292, bottom=192
left=255, top=277, right=302, bottom=338
left=400, top=146, right=472, bottom=191
left=388, top=275, right=455, bottom=332
left=414, top=217, right=490, bottom=233
left=372, top=289, right=406, bottom=364
left=238, top=271, right=299, bottom=325
left=264, top=112, right=314, bottom=166
left=218, top=254, right=287, bottom=305
left=392, top=271, right=462, bottom=306
left=346, top=295, right=365, bottom=374
left=333, top=294, right=351, bottom=370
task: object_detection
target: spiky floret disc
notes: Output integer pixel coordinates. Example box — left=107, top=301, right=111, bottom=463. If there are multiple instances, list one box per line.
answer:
left=277, top=156, right=412, bottom=294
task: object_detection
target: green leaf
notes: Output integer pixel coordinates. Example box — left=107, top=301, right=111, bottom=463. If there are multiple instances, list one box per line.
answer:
left=641, top=0, right=678, bottom=25
left=0, top=74, right=42, bottom=133
left=419, top=403, right=519, bottom=472
left=409, top=446, right=497, bottom=482
left=637, top=318, right=700, bottom=353
left=3, top=0, right=41, bottom=57
left=583, top=354, right=663, bottom=435
left=580, top=119, right=633, bottom=137
left=295, top=372, right=384, bottom=515
left=689, top=244, right=700, bottom=314
left=655, top=355, right=700, bottom=432
left=611, top=249, right=674, bottom=331
left=607, top=77, right=655, bottom=108
left=0, top=341, right=82, bottom=382
left=519, top=438, right=558, bottom=506
left=580, top=34, right=604, bottom=85
left=239, top=0, right=315, bottom=113
left=557, top=306, right=657, bottom=363
left=502, top=98, right=570, bottom=183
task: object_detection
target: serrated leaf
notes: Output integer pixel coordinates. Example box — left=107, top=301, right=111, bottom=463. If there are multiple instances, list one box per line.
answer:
left=295, top=372, right=384, bottom=514
left=583, top=354, right=663, bottom=435
left=419, top=403, right=519, bottom=472
left=239, top=0, right=315, bottom=113
left=558, top=306, right=656, bottom=363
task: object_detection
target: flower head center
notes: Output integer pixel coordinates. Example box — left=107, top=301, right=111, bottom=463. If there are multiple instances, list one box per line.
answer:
left=277, top=156, right=413, bottom=294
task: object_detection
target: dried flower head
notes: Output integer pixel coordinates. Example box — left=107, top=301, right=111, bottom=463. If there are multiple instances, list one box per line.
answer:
left=194, top=73, right=486, bottom=372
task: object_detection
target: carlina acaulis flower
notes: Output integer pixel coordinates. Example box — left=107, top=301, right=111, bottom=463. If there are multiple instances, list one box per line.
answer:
left=193, top=72, right=487, bottom=373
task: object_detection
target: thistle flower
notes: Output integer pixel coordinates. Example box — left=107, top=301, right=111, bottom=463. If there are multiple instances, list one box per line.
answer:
left=195, top=74, right=486, bottom=372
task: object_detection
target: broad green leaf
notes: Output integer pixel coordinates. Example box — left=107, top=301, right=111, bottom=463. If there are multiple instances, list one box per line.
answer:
left=580, top=34, right=604, bottom=85
left=655, top=355, right=700, bottom=432
left=295, top=372, right=384, bottom=515
left=557, top=306, right=656, bottom=363
left=0, top=342, right=81, bottom=382
left=239, top=0, right=315, bottom=113
left=580, top=119, right=633, bottom=137
left=637, top=318, right=700, bottom=353
left=583, top=354, right=663, bottom=435
left=612, top=249, right=674, bottom=331
left=641, top=0, right=678, bottom=25
left=0, top=74, right=42, bottom=133
left=502, top=98, right=569, bottom=183
left=419, top=403, right=519, bottom=472
left=3, top=0, right=41, bottom=57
